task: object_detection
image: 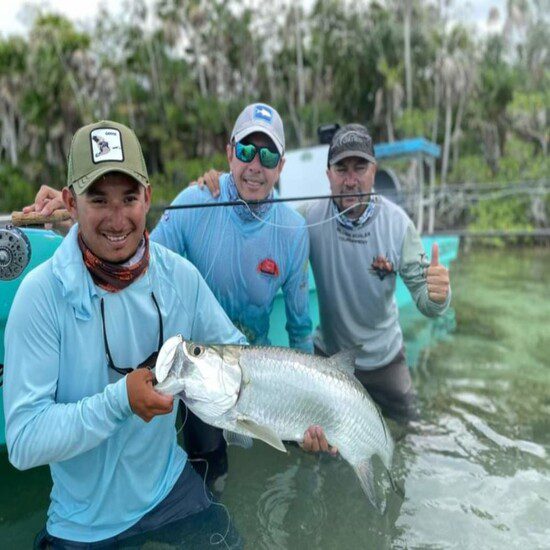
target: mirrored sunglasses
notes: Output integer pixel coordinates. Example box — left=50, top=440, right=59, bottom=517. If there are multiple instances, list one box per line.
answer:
left=235, top=141, right=281, bottom=169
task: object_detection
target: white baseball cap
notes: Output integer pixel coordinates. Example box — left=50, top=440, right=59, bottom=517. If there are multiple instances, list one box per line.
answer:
left=230, top=103, right=285, bottom=156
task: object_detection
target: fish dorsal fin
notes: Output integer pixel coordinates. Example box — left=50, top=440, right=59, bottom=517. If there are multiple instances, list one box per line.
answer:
left=223, top=430, right=254, bottom=449
left=327, top=346, right=361, bottom=376
left=155, top=335, right=183, bottom=383
left=236, top=417, right=287, bottom=453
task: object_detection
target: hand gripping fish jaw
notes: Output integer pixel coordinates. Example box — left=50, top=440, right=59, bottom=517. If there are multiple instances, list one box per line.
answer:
left=154, top=335, right=242, bottom=419
left=0, top=225, right=31, bottom=281
left=154, top=334, right=184, bottom=385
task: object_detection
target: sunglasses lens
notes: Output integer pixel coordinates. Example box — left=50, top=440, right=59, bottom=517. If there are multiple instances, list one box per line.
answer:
left=235, top=142, right=256, bottom=163
left=235, top=141, right=280, bottom=169
left=259, top=148, right=280, bottom=169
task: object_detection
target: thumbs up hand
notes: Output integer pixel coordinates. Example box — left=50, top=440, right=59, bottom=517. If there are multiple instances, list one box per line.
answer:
left=426, top=243, right=450, bottom=304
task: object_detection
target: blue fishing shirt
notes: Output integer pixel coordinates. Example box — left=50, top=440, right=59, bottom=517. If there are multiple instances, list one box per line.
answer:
left=3, top=224, right=245, bottom=542
left=151, top=173, right=313, bottom=351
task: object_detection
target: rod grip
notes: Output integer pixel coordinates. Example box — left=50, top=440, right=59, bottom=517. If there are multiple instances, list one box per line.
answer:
left=11, top=210, right=71, bottom=226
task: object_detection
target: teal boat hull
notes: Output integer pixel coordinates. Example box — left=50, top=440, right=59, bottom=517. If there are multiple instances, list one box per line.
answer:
left=1, top=229, right=64, bottom=448
left=0, top=230, right=459, bottom=447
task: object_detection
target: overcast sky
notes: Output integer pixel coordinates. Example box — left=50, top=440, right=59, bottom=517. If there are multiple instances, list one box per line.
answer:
left=1, top=0, right=506, bottom=38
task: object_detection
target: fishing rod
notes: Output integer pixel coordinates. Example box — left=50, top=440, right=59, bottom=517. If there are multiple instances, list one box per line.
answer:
left=8, top=180, right=550, bottom=222
left=7, top=192, right=377, bottom=225
left=1, top=192, right=374, bottom=280
left=155, top=191, right=377, bottom=211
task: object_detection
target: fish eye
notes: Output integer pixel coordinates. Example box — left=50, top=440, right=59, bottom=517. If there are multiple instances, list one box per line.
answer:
left=189, top=344, right=204, bottom=357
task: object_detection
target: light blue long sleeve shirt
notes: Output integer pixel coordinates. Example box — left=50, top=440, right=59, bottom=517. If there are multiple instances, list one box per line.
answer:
left=3, top=224, right=245, bottom=542
left=151, top=174, right=313, bottom=351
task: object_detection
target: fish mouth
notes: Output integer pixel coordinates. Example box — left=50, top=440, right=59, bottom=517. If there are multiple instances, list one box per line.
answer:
left=155, top=334, right=184, bottom=384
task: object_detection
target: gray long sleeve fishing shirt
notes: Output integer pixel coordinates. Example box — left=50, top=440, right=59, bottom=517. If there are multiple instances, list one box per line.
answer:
left=302, top=196, right=450, bottom=369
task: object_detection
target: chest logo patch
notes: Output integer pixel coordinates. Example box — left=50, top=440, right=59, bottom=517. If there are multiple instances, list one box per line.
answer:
left=257, top=258, right=279, bottom=277
left=370, top=255, right=396, bottom=280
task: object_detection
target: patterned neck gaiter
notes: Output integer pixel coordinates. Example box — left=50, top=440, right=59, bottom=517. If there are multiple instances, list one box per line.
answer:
left=227, top=173, right=274, bottom=222
left=332, top=195, right=377, bottom=230
left=78, top=231, right=149, bottom=292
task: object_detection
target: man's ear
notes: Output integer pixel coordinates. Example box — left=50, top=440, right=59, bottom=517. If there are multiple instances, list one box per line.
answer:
left=144, top=185, right=152, bottom=214
left=62, top=187, right=78, bottom=220
left=226, top=143, right=233, bottom=164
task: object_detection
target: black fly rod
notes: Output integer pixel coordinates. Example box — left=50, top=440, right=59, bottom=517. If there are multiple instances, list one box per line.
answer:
left=152, top=192, right=377, bottom=211
left=10, top=193, right=377, bottom=226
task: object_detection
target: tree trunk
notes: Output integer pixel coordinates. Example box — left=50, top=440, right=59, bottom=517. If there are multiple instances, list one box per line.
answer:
left=294, top=7, right=305, bottom=109
left=451, top=92, right=466, bottom=168
left=404, top=0, right=413, bottom=110
left=441, top=87, right=453, bottom=183
left=386, top=92, right=395, bottom=142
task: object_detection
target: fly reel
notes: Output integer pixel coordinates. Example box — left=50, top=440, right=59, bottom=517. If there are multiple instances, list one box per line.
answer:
left=0, top=225, right=31, bottom=281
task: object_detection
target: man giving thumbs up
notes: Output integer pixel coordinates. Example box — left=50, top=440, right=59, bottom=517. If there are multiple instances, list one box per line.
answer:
left=301, top=123, right=452, bottom=425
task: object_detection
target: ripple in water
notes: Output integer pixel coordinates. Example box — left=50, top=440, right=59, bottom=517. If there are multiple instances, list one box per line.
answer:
left=256, top=459, right=328, bottom=549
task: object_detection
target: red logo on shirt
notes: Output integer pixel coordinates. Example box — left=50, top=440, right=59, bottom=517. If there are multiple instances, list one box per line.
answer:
left=257, top=258, right=279, bottom=277
left=370, top=255, right=396, bottom=280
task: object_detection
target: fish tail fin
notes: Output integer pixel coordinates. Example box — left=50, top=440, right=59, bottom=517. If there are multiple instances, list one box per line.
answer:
left=353, top=459, right=385, bottom=513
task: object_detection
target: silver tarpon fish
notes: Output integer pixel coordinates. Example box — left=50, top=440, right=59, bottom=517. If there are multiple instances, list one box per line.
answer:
left=154, top=335, right=394, bottom=506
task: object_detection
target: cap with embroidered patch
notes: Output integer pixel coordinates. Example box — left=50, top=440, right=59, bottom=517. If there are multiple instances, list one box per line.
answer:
left=231, top=103, right=285, bottom=156
left=328, top=123, right=376, bottom=166
left=67, top=120, right=149, bottom=194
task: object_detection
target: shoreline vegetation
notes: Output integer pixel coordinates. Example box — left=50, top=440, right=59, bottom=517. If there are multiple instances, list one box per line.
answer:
left=0, top=1, right=548, bottom=241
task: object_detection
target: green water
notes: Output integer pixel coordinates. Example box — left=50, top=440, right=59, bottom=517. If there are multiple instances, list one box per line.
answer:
left=1, top=247, right=549, bottom=548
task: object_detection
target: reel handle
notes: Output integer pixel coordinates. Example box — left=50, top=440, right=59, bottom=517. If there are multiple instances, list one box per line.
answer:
left=11, top=210, right=71, bottom=226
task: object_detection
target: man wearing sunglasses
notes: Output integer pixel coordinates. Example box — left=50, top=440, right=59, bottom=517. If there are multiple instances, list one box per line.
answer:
left=3, top=121, right=246, bottom=547
left=151, top=102, right=313, bottom=488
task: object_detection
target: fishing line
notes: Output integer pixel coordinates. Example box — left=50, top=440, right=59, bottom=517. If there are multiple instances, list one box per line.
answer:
left=233, top=197, right=373, bottom=230
left=197, top=197, right=371, bottom=303
left=175, top=400, right=188, bottom=437
left=188, top=457, right=233, bottom=550
left=161, top=188, right=378, bottom=298
left=202, top=205, right=231, bottom=284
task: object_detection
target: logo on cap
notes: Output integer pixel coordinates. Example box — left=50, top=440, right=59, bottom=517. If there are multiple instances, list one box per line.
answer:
left=254, top=105, right=273, bottom=124
left=91, top=128, right=124, bottom=163
left=334, top=130, right=367, bottom=148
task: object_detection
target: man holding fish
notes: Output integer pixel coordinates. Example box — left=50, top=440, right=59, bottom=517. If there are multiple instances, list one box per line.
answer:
left=21, top=103, right=318, bottom=484
left=3, top=121, right=247, bottom=547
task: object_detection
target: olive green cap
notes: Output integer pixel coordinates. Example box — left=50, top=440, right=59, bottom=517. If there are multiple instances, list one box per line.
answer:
left=67, top=120, right=149, bottom=194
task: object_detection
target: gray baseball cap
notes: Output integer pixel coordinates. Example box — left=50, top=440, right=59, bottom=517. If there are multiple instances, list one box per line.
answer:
left=230, top=103, right=285, bottom=156
left=328, top=123, right=376, bottom=166
left=67, top=120, right=149, bottom=194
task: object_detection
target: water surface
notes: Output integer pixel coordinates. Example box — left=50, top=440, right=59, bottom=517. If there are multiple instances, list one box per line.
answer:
left=1, top=246, right=549, bottom=548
